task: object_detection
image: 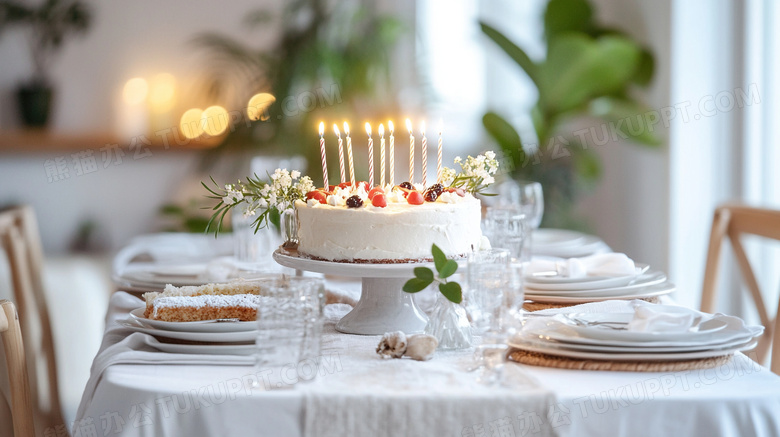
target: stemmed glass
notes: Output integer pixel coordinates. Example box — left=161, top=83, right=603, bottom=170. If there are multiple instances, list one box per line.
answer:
left=483, top=207, right=528, bottom=261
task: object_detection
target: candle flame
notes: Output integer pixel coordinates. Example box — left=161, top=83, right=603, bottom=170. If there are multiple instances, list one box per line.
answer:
left=319, top=122, right=325, bottom=136
left=343, top=122, right=350, bottom=135
left=388, top=120, right=394, bottom=134
left=333, top=124, right=341, bottom=137
left=365, top=122, right=372, bottom=136
left=420, top=120, right=426, bottom=136
left=405, top=118, right=412, bottom=134
left=378, top=124, right=385, bottom=136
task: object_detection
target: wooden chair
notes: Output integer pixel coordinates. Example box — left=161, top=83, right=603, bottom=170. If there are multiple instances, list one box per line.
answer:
left=701, top=204, right=780, bottom=374
left=0, top=299, right=35, bottom=437
left=0, top=206, right=64, bottom=433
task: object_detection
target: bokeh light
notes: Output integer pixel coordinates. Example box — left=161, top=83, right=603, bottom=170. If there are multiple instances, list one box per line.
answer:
left=246, top=93, right=276, bottom=121
left=122, top=77, right=148, bottom=105
left=179, top=108, right=204, bottom=139
left=201, top=105, right=229, bottom=136
left=148, top=73, right=177, bottom=111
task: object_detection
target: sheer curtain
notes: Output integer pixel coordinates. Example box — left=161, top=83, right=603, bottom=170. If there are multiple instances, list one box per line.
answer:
left=670, top=0, right=779, bottom=321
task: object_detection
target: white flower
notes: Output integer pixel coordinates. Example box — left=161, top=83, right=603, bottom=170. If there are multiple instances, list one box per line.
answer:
left=485, top=150, right=496, bottom=160
left=222, top=196, right=234, bottom=205
left=291, top=170, right=301, bottom=179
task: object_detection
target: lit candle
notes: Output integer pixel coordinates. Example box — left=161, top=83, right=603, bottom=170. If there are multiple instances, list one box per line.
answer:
left=379, top=124, right=386, bottom=187
left=334, top=124, right=345, bottom=184
left=420, top=120, right=428, bottom=187
left=389, top=121, right=395, bottom=186
left=318, top=122, right=328, bottom=189
left=366, top=123, right=374, bottom=188
left=406, top=118, right=414, bottom=184
left=437, top=119, right=443, bottom=183
left=344, top=122, right=355, bottom=187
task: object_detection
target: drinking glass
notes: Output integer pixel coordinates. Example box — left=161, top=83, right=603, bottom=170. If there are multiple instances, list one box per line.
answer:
left=517, top=181, right=544, bottom=229
left=255, top=277, right=325, bottom=386
left=466, top=248, right=510, bottom=341
left=501, top=261, right=525, bottom=334
left=483, top=206, right=528, bottom=262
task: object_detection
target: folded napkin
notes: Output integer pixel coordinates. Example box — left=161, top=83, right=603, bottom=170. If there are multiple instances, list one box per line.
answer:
left=75, top=292, right=255, bottom=424
left=526, top=253, right=637, bottom=278
left=627, top=303, right=699, bottom=333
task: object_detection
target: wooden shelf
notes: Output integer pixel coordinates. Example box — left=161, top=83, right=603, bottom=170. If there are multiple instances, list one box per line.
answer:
left=0, top=129, right=224, bottom=154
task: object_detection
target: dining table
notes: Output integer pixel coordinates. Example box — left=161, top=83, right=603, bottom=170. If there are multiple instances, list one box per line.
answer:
left=72, top=234, right=780, bottom=437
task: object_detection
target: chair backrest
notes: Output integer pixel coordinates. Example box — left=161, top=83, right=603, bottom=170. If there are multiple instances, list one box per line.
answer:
left=701, top=204, right=780, bottom=374
left=0, top=206, right=64, bottom=432
left=0, top=299, right=35, bottom=437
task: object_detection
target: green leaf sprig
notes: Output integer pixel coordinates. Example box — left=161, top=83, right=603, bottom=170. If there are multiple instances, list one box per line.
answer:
left=402, top=244, right=463, bottom=303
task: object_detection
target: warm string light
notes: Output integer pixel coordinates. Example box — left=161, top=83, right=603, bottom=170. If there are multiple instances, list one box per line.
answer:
left=366, top=123, right=374, bottom=188
left=406, top=119, right=414, bottom=184
left=420, top=121, right=428, bottom=187
left=437, top=119, right=443, bottom=183
left=388, top=121, right=395, bottom=186
left=379, top=124, right=386, bottom=187
left=344, top=122, right=355, bottom=187
left=318, top=122, right=328, bottom=188
left=334, top=124, right=345, bottom=184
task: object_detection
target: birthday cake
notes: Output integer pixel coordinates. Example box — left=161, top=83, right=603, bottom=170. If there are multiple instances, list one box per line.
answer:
left=295, top=182, right=484, bottom=263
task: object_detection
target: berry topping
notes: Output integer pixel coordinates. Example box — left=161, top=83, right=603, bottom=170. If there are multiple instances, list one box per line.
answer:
left=445, top=187, right=466, bottom=197
left=338, top=182, right=352, bottom=189
left=398, top=181, right=413, bottom=190
left=368, top=187, right=384, bottom=200
left=423, top=183, right=444, bottom=202
left=346, top=195, right=364, bottom=208
left=359, top=181, right=370, bottom=192
left=371, top=193, right=387, bottom=208
left=407, top=191, right=424, bottom=205
left=305, top=190, right=327, bottom=204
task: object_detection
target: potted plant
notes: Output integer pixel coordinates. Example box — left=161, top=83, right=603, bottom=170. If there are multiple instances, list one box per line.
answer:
left=0, top=0, right=92, bottom=127
left=480, top=0, right=660, bottom=228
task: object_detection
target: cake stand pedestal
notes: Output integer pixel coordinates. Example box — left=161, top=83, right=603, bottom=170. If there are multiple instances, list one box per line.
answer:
left=273, top=249, right=430, bottom=335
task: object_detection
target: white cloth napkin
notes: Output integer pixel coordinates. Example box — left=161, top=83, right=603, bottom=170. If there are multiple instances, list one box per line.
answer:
left=526, top=253, right=637, bottom=278
left=627, top=304, right=699, bottom=332
left=75, top=292, right=254, bottom=424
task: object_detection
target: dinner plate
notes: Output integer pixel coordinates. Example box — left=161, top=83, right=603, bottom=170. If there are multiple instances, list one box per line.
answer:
left=534, top=229, right=588, bottom=247
left=533, top=230, right=608, bottom=258
left=119, top=320, right=258, bottom=342
left=551, top=312, right=729, bottom=342
left=524, top=281, right=676, bottom=304
left=511, top=334, right=755, bottom=354
left=142, top=335, right=256, bottom=355
left=527, top=271, right=667, bottom=296
left=509, top=337, right=757, bottom=361
left=128, top=308, right=258, bottom=333
left=525, top=270, right=648, bottom=291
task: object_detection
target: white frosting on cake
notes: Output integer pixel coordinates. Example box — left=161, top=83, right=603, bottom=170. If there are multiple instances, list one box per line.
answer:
left=152, top=294, right=261, bottom=311
left=295, top=191, right=482, bottom=262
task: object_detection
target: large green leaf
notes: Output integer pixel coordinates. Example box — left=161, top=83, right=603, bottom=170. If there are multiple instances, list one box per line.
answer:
left=438, top=260, right=458, bottom=279
left=632, top=48, right=655, bottom=87
left=544, top=0, right=593, bottom=41
left=414, top=267, right=434, bottom=282
left=588, top=97, right=662, bottom=146
left=479, top=21, right=539, bottom=89
left=439, top=282, right=463, bottom=304
left=431, top=244, right=447, bottom=272
left=539, top=35, right=641, bottom=113
left=403, top=278, right=432, bottom=294
left=482, top=112, right=524, bottom=174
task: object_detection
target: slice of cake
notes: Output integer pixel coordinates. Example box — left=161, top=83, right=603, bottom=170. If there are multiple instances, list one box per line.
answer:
left=142, top=281, right=264, bottom=322
left=146, top=294, right=260, bottom=322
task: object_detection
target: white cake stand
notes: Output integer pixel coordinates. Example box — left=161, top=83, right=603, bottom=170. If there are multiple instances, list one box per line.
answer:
left=272, top=248, right=434, bottom=335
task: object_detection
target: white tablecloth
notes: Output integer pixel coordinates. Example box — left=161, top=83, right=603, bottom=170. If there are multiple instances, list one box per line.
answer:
left=75, top=292, right=780, bottom=437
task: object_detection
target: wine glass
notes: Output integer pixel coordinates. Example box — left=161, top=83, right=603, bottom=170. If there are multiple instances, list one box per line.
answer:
left=517, top=181, right=544, bottom=229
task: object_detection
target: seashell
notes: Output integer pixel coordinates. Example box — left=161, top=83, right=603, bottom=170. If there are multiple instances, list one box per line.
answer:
left=403, top=334, right=438, bottom=361
left=376, top=331, right=407, bottom=359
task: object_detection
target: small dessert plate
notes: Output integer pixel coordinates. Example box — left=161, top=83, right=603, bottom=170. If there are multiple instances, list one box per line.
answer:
left=128, top=308, right=258, bottom=333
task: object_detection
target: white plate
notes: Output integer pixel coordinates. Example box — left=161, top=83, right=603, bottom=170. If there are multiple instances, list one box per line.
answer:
left=533, top=231, right=608, bottom=258
left=525, top=281, right=676, bottom=304
left=525, top=271, right=647, bottom=291
left=552, top=312, right=729, bottom=343
left=509, top=337, right=757, bottom=361
left=529, top=272, right=668, bottom=297
left=534, top=229, right=588, bottom=247
left=512, top=334, right=755, bottom=353
left=142, top=335, right=255, bottom=355
left=119, top=320, right=258, bottom=342
left=128, top=308, right=258, bottom=333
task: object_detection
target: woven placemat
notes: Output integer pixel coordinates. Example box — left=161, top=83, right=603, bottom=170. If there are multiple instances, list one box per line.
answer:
left=508, top=349, right=732, bottom=372
left=523, top=296, right=661, bottom=312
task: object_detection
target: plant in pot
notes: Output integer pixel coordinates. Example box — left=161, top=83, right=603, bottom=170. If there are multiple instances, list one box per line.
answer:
left=0, top=0, right=92, bottom=127
left=480, top=0, right=660, bottom=229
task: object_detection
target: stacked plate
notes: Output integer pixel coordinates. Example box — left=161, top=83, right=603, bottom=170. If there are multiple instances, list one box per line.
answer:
left=524, top=266, right=676, bottom=304
left=113, top=261, right=282, bottom=293
left=534, top=229, right=610, bottom=258
left=510, top=312, right=763, bottom=361
left=120, top=308, right=257, bottom=355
